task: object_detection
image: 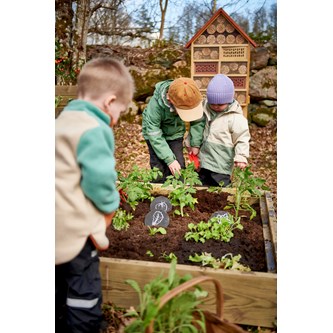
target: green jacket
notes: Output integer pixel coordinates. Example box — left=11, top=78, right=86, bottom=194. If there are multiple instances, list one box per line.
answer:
left=142, top=80, right=205, bottom=165
left=198, top=100, right=250, bottom=175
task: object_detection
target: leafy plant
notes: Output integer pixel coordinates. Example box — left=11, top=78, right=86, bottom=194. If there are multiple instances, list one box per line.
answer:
left=189, top=252, right=251, bottom=272
left=124, top=259, right=207, bottom=332
left=118, top=165, right=162, bottom=210
left=161, top=252, right=177, bottom=262
left=162, top=163, right=202, bottom=216
left=112, top=208, right=133, bottom=231
left=148, top=227, right=167, bottom=236
left=55, top=95, right=63, bottom=108
left=185, top=214, right=243, bottom=243
left=55, top=38, right=83, bottom=85
left=146, top=250, right=154, bottom=257
left=206, top=180, right=225, bottom=193
left=225, top=165, right=270, bottom=220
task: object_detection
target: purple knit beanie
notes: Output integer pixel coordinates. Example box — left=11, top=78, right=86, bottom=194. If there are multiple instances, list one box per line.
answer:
left=206, top=74, right=234, bottom=104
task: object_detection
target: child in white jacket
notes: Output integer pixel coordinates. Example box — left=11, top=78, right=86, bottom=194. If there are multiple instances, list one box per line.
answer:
left=189, top=74, right=250, bottom=186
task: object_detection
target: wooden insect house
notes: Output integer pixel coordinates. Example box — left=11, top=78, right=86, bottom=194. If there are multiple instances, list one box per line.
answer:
left=185, top=8, right=257, bottom=117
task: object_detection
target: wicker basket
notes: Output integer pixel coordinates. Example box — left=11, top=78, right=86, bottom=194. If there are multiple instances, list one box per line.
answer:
left=145, top=276, right=246, bottom=333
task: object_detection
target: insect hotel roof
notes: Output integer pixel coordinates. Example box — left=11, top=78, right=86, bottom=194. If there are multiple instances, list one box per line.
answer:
left=185, top=8, right=257, bottom=117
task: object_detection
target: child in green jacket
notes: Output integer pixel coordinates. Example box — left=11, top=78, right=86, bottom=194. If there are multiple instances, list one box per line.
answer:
left=55, top=57, right=134, bottom=332
left=142, top=77, right=205, bottom=182
left=188, top=74, right=250, bottom=186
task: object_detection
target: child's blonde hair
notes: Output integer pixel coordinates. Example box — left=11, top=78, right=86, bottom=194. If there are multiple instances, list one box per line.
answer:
left=77, top=57, right=134, bottom=103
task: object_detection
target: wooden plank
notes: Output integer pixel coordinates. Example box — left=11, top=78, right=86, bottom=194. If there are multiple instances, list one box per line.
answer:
left=55, top=86, right=78, bottom=117
left=99, top=258, right=277, bottom=328
left=265, top=192, right=277, bottom=264
left=260, top=197, right=276, bottom=273
left=99, top=187, right=277, bottom=327
left=55, top=85, right=78, bottom=97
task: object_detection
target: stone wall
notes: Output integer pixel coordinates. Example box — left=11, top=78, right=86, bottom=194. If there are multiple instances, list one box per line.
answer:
left=248, top=42, right=277, bottom=126
left=86, top=42, right=277, bottom=126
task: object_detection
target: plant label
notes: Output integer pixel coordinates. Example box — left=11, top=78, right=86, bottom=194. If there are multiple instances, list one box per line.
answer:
left=150, top=196, right=172, bottom=212
left=144, top=210, right=170, bottom=227
left=210, top=211, right=230, bottom=224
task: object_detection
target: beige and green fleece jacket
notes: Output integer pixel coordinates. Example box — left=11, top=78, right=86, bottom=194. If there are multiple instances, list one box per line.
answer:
left=198, top=99, right=250, bottom=175
left=55, top=100, right=119, bottom=265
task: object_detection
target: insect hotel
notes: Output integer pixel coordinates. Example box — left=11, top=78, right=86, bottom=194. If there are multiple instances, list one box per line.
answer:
left=185, top=8, right=257, bottom=117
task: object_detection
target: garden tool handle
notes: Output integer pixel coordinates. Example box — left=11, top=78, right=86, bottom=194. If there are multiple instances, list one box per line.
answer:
left=145, top=275, right=224, bottom=333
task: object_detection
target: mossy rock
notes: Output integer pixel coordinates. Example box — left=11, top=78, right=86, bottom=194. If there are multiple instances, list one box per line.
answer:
left=250, top=106, right=276, bottom=127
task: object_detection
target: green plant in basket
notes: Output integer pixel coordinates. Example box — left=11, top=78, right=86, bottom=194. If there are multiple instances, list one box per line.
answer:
left=124, top=259, right=207, bottom=332
left=118, top=165, right=162, bottom=210
left=225, top=165, right=270, bottom=220
left=162, top=163, right=202, bottom=217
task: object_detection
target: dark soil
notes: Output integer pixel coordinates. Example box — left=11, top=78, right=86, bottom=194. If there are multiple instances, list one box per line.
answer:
left=100, top=190, right=267, bottom=272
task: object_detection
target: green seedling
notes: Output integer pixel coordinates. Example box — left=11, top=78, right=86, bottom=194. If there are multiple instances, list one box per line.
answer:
left=161, top=252, right=177, bottom=262
left=124, top=259, right=207, bottom=332
left=148, top=227, right=167, bottom=236
left=118, top=165, right=162, bottom=210
left=55, top=95, right=63, bottom=107
left=185, top=214, right=243, bottom=243
left=189, top=252, right=251, bottom=271
left=225, top=165, right=270, bottom=220
left=112, top=208, right=133, bottom=231
left=207, top=180, right=225, bottom=193
left=162, top=163, right=202, bottom=217
left=146, top=250, right=154, bottom=257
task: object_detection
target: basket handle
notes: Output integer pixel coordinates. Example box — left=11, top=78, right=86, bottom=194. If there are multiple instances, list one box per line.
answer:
left=145, top=275, right=224, bottom=333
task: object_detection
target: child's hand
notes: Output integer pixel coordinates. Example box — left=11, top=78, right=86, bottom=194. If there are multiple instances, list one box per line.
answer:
left=104, top=211, right=116, bottom=228
left=234, top=162, right=247, bottom=170
left=186, top=146, right=199, bottom=155
left=168, top=160, right=181, bottom=175
left=191, top=147, right=200, bottom=155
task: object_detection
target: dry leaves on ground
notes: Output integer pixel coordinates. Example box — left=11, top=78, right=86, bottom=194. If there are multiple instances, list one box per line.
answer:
left=114, top=116, right=277, bottom=210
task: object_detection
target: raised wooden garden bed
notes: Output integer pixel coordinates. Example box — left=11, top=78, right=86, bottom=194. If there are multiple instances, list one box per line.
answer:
left=99, top=186, right=277, bottom=328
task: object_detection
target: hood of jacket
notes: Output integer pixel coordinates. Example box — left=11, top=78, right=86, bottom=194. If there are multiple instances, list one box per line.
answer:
left=152, top=79, right=175, bottom=111
left=204, top=99, right=243, bottom=121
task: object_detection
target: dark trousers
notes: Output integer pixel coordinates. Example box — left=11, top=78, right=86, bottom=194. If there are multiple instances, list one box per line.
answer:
left=198, top=167, right=231, bottom=187
left=55, top=238, right=103, bottom=333
left=146, top=138, right=185, bottom=183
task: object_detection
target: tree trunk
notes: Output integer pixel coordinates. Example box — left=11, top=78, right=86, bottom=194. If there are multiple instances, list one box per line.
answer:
left=72, top=0, right=91, bottom=71
left=55, top=0, right=74, bottom=84
left=159, top=0, right=168, bottom=40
